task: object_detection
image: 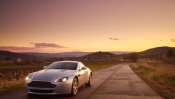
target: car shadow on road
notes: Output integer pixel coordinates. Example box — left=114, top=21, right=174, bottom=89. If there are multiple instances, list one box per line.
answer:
left=25, top=94, right=72, bottom=99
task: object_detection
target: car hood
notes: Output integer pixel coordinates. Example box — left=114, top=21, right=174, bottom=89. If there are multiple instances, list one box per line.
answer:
left=32, top=69, right=76, bottom=82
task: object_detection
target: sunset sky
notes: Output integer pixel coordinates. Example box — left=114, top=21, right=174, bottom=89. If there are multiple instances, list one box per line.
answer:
left=0, top=0, right=175, bottom=53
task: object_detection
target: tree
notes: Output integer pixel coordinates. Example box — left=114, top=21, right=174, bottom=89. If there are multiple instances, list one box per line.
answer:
left=167, top=49, right=174, bottom=59
left=129, top=52, right=139, bottom=62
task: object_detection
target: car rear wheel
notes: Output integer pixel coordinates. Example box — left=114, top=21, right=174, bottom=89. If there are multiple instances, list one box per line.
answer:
left=86, top=74, right=92, bottom=86
left=71, top=78, right=78, bottom=96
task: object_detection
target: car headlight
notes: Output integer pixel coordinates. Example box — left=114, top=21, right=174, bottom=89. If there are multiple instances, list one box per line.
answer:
left=54, top=77, right=68, bottom=83
left=25, top=74, right=33, bottom=83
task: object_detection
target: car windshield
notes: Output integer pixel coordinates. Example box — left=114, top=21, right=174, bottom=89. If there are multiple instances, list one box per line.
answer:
left=47, top=62, right=78, bottom=70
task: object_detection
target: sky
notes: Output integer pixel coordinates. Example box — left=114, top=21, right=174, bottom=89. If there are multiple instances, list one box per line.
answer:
left=0, top=0, right=175, bottom=53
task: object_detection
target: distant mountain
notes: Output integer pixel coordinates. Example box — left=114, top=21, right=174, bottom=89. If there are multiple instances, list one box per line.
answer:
left=24, top=51, right=130, bottom=58
left=0, top=50, right=34, bottom=59
left=139, top=46, right=175, bottom=58
left=24, top=52, right=92, bottom=57
left=0, top=46, right=174, bottom=59
left=0, top=50, right=133, bottom=59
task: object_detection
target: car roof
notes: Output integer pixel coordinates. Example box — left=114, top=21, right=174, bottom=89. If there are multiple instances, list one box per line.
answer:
left=55, top=61, right=80, bottom=63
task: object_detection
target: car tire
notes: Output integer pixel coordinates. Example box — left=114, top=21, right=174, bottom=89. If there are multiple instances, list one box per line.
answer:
left=70, top=78, right=78, bottom=96
left=27, top=93, right=35, bottom=97
left=86, top=74, right=92, bottom=86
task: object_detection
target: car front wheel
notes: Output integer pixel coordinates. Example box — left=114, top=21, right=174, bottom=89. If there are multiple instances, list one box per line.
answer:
left=71, top=78, right=78, bottom=96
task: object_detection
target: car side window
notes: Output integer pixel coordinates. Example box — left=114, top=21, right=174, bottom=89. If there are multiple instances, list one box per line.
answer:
left=78, top=63, right=82, bottom=70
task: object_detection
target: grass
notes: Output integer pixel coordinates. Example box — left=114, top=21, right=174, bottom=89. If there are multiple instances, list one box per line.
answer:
left=130, top=59, right=175, bottom=99
left=86, top=64, right=115, bottom=71
left=0, top=78, right=24, bottom=95
left=0, top=84, right=23, bottom=95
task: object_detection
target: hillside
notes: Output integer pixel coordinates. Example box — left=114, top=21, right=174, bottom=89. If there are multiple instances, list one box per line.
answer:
left=82, top=51, right=117, bottom=59
left=139, top=46, right=175, bottom=58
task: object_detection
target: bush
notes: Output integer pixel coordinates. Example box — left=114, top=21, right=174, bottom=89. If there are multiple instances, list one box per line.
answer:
left=129, top=52, right=139, bottom=62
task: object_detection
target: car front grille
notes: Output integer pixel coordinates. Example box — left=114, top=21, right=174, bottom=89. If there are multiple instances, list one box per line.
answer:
left=28, top=81, right=56, bottom=88
left=30, top=89, right=53, bottom=93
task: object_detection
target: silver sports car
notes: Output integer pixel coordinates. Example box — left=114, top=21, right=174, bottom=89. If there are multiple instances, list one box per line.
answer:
left=24, top=61, right=92, bottom=96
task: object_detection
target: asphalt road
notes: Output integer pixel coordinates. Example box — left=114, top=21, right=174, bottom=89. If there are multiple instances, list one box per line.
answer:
left=0, top=64, right=163, bottom=99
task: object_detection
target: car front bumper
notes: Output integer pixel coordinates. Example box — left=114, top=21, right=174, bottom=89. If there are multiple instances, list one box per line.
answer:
left=24, top=80, right=72, bottom=95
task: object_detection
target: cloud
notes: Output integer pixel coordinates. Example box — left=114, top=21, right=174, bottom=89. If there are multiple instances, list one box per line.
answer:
left=170, top=39, right=175, bottom=42
left=0, top=42, right=67, bottom=52
left=108, top=37, right=120, bottom=40
left=31, top=42, right=66, bottom=48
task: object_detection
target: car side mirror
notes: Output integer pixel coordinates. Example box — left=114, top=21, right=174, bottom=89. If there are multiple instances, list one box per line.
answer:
left=44, top=66, right=48, bottom=69
left=81, top=67, right=87, bottom=70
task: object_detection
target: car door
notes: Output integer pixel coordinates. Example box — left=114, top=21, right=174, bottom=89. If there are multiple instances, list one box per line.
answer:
left=77, top=63, right=88, bottom=86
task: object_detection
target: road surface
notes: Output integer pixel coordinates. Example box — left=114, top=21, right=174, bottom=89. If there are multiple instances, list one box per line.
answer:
left=0, top=64, right=163, bottom=99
